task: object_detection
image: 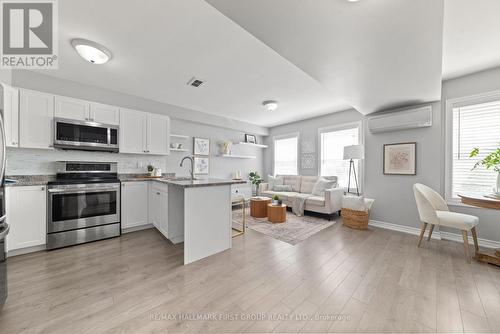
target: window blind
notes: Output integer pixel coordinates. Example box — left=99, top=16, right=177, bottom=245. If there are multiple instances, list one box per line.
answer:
left=452, top=100, right=500, bottom=197
left=274, top=136, right=298, bottom=175
left=320, top=126, right=359, bottom=188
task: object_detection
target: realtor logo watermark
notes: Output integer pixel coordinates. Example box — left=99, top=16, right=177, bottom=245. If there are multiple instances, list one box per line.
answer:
left=1, top=0, right=58, bottom=68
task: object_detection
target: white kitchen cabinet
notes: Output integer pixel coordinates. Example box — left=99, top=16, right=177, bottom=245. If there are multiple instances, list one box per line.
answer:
left=149, top=183, right=168, bottom=238
left=19, top=89, right=54, bottom=149
left=147, top=113, right=170, bottom=155
left=120, top=109, right=170, bottom=155
left=121, top=181, right=149, bottom=230
left=119, top=108, right=147, bottom=154
left=6, top=186, right=47, bottom=252
left=1, top=84, right=19, bottom=147
left=90, top=102, right=119, bottom=125
left=55, top=95, right=89, bottom=121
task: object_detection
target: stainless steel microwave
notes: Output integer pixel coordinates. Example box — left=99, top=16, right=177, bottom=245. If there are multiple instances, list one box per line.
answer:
left=54, top=118, right=119, bottom=152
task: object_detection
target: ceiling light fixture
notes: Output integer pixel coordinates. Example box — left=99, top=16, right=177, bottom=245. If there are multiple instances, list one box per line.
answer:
left=263, top=100, right=278, bottom=112
left=71, top=38, right=112, bottom=64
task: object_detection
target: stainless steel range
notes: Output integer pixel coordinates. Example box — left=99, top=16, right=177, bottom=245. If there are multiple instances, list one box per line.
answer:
left=47, top=161, right=121, bottom=250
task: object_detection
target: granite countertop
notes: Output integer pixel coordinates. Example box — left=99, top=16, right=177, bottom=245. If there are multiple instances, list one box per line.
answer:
left=5, top=175, right=55, bottom=187
left=164, top=178, right=247, bottom=188
left=5, top=174, right=247, bottom=188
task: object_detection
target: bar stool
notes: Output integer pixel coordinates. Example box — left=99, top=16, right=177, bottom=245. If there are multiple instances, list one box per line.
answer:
left=231, top=194, right=246, bottom=237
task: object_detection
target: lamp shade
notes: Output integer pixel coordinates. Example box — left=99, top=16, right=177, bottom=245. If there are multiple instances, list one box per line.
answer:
left=343, top=144, right=364, bottom=160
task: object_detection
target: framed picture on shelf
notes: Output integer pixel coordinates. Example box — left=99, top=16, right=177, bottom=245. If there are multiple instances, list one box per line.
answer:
left=193, top=137, right=210, bottom=155
left=383, top=142, right=417, bottom=175
left=245, top=134, right=257, bottom=144
left=194, top=156, right=209, bottom=175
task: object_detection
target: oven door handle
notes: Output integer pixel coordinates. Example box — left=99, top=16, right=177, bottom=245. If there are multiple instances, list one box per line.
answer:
left=0, top=224, right=10, bottom=240
left=48, top=187, right=120, bottom=194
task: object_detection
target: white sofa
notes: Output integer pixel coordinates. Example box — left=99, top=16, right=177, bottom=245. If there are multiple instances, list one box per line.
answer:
left=260, top=175, right=343, bottom=219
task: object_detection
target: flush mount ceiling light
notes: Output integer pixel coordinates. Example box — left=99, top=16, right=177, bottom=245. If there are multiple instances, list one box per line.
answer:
left=263, top=100, right=278, bottom=112
left=71, top=38, right=112, bottom=64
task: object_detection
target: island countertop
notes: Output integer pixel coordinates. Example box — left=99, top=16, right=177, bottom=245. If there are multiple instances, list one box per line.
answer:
left=165, top=178, right=246, bottom=188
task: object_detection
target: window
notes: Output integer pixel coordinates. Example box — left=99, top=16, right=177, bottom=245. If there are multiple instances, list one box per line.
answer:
left=274, top=134, right=298, bottom=175
left=320, top=124, right=360, bottom=188
left=450, top=100, right=500, bottom=198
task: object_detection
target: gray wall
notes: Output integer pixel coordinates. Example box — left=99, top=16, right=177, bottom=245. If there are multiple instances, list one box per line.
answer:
left=265, top=66, right=500, bottom=242
left=6, top=72, right=264, bottom=179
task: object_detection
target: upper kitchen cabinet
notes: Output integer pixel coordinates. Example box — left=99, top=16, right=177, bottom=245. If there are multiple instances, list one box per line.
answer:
left=1, top=83, right=20, bottom=147
left=55, top=97, right=119, bottom=125
left=55, top=95, right=89, bottom=121
left=120, top=108, right=170, bottom=155
left=119, top=108, right=147, bottom=154
left=19, top=89, right=55, bottom=149
left=89, top=103, right=119, bottom=125
left=147, top=113, right=170, bottom=155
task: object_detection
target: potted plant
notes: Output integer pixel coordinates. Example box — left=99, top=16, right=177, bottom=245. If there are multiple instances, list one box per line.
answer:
left=470, top=146, right=500, bottom=194
left=147, top=164, right=155, bottom=176
left=272, top=194, right=280, bottom=206
left=248, top=171, right=262, bottom=196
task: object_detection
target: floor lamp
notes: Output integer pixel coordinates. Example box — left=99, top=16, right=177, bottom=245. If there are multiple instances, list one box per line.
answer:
left=343, top=145, right=364, bottom=196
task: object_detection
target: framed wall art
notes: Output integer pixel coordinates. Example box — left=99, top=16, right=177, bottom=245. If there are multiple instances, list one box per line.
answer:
left=383, top=142, right=416, bottom=175
left=193, top=137, right=210, bottom=155
left=194, top=156, right=209, bottom=175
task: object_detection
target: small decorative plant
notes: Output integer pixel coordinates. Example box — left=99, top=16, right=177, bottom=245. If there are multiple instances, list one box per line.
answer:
left=470, top=145, right=500, bottom=194
left=147, top=164, right=154, bottom=176
left=249, top=171, right=262, bottom=196
left=272, top=194, right=280, bottom=205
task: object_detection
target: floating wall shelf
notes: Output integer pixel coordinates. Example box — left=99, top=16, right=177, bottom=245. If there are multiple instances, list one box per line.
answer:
left=235, top=142, right=268, bottom=149
left=170, top=134, right=189, bottom=139
left=170, top=148, right=189, bottom=152
left=220, top=154, right=256, bottom=159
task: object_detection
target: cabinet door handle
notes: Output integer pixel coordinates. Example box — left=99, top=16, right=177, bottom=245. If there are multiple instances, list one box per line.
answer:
left=41, top=186, right=45, bottom=191
left=156, top=192, right=161, bottom=195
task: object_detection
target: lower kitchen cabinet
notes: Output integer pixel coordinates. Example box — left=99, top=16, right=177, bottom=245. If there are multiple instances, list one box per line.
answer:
left=148, top=183, right=168, bottom=238
left=121, top=181, right=149, bottom=230
left=6, top=186, right=47, bottom=252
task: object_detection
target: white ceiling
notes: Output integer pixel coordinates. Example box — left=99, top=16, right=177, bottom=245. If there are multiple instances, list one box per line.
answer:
left=206, top=0, right=445, bottom=115
left=442, top=0, right=500, bottom=80
left=34, top=0, right=348, bottom=127
left=32, top=0, right=500, bottom=127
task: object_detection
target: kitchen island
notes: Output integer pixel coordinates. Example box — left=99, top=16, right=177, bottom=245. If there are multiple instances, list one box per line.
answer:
left=166, top=178, right=246, bottom=264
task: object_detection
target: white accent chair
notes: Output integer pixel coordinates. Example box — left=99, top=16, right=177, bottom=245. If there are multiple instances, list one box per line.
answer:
left=413, top=183, right=479, bottom=263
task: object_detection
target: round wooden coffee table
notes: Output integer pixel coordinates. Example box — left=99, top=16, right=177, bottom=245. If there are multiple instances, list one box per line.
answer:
left=267, top=204, right=287, bottom=224
left=250, top=197, right=271, bottom=218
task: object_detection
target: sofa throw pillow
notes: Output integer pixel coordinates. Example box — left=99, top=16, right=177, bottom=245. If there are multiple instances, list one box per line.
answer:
left=342, top=195, right=367, bottom=211
left=273, top=184, right=293, bottom=192
left=311, top=178, right=335, bottom=196
left=268, top=175, right=284, bottom=191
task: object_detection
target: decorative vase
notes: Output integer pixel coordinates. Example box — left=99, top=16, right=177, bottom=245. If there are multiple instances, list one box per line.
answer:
left=222, top=142, right=232, bottom=155
left=496, top=173, right=500, bottom=195
left=272, top=200, right=279, bottom=206
left=252, top=184, right=259, bottom=197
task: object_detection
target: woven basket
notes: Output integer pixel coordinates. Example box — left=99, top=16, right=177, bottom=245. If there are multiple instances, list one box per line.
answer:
left=341, top=208, right=370, bottom=230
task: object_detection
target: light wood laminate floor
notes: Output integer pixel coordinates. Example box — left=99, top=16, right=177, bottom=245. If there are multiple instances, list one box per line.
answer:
left=1, top=220, right=500, bottom=333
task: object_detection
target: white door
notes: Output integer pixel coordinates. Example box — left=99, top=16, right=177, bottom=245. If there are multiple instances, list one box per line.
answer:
left=1, top=84, right=19, bottom=147
left=121, top=181, right=149, bottom=229
left=55, top=95, right=89, bottom=121
left=146, top=114, right=170, bottom=155
left=90, top=103, right=119, bottom=125
left=6, top=186, right=47, bottom=252
left=19, top=89, right=55, bottom=149
left=119, top=108, right=147, bottom=154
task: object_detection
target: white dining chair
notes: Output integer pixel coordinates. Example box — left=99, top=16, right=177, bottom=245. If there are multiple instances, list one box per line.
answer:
left=413, top=183, right=479, bottom=262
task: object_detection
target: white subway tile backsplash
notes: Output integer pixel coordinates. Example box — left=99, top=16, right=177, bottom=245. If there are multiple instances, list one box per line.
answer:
left=6, top=148, right=168, bottom=175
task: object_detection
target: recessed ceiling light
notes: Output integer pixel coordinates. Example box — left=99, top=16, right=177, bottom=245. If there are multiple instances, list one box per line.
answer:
left=347, top=0, right=360, bottom=2
left=71, top=38, right=112, bottom=64
left=263, top=100, right=278, bottom=112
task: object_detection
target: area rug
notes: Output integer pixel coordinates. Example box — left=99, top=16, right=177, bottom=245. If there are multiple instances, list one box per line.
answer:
left=232, top=209, right=336, bottom=245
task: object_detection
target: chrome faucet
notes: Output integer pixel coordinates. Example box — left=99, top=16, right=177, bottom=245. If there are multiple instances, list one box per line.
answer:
left=180, top=156, right=195, bottom=180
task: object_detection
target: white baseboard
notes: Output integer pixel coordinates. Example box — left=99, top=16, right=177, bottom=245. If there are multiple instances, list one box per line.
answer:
left=369, top=220, right=500, bottom=249
left=121, top=224, right=154, bottom=234
left=7, top=244, right=46, bottom=258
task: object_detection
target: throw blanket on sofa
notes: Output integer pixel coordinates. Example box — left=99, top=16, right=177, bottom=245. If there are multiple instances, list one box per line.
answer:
left=291, top=193, right=313, bottom=216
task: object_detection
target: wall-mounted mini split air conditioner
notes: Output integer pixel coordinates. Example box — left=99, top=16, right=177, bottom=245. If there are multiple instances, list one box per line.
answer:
left=368, top=105, right=432, bottom=133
